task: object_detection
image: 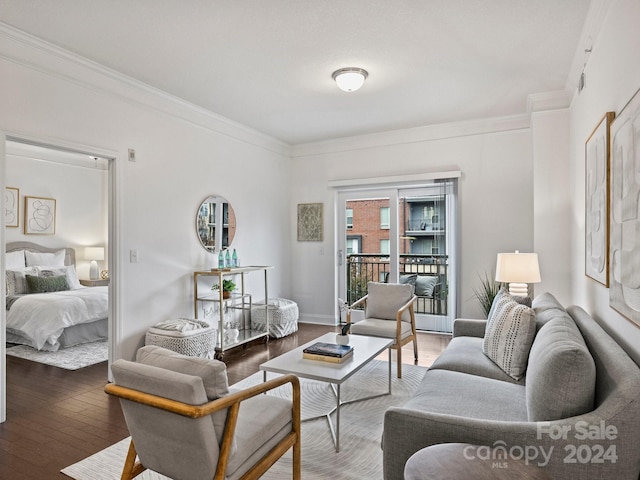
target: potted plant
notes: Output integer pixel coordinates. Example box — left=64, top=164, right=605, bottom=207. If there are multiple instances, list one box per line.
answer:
left=472, top=271, right=501, bottom=318
left=212, top=279, right=236, bottom=299
left=337, top=298, right=351, bottom=345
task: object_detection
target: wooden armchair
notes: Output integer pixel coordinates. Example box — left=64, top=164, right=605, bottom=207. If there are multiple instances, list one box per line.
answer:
left=105, top=347, right=300, bottom=480
left=346, top=281, right=418, bottom=378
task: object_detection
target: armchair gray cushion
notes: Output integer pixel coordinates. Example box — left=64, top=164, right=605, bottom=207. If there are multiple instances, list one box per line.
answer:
left=365, top=282, right=414, bottom=322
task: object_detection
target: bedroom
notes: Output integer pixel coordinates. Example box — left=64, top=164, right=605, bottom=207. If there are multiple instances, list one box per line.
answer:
left=4, top=142, right=109, bottom=354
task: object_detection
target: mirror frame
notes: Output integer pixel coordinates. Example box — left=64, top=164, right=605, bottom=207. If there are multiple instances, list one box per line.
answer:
left=196, top=195, right=236, bottom=253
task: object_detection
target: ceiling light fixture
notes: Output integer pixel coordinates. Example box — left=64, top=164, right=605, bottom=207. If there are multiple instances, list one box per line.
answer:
left=332, top=67, right=368, bottom=92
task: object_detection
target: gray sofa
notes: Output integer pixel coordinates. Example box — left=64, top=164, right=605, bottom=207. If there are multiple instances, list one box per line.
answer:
left=382, top=293, right=640, bottom=480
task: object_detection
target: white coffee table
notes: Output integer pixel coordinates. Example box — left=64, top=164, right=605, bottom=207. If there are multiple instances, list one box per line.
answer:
left=259, top=332, right=393, bottom=452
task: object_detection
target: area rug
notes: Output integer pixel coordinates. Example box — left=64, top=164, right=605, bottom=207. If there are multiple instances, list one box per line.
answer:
left=6, top=340, right=108, bottom=370
left=61, top=359, right=426, bottom=479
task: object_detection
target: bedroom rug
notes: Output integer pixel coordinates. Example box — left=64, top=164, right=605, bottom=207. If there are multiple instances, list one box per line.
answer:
left=6, top=340, right=108, bottom=370
left=61, top=359, right=427, bottom=480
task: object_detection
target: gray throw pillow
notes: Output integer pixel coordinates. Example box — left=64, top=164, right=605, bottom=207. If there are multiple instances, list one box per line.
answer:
left=526, top=317, right=596, bottom=421
left=400, top=274, right=417, bottom=286
left=482, top=300, right=536, bottom=381
left=415, top=275, right=438, bottom=296
left=25, top=274, right=69, bottom=293
left=6, top=267, right=37, bottom=295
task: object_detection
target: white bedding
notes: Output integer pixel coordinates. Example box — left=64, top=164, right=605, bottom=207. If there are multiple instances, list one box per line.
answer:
left=6, top=286, right=108, bottom=351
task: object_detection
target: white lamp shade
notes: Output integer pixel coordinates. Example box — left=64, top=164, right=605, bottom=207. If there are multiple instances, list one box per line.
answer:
left=84, top=247, right=105, bottom=261
left=332, top=68, right=368, bottom=92
left=495, top=252, right=541, bottom=283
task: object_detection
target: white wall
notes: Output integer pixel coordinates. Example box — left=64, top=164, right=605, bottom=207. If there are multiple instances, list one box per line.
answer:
left=290, top=120, right=536, bottom=322
left=0, top=26, right=292, bottom=363
left=5, top=151, right=108, bottom=279
left=569, top=0, right=640, bottom=364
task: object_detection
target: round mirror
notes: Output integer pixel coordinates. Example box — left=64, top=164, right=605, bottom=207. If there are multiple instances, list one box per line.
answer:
left=196, top=195, right=236, bottom=253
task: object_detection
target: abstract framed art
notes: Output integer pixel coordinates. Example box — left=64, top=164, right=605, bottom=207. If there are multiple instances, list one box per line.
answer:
left=24, top=196, right=56, bottom=235
left=585, top=111, right=614, bottom=286
left=609, top=87, right=640, bottom=325
left=4, top=187, right=19, bottom=228
left=297, top=203, right=323, bottom=241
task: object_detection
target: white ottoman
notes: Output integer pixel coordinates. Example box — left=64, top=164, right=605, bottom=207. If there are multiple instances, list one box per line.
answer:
left=145, top=318, right=216, bottom=358
left=251, top=298, right=299, bottom=338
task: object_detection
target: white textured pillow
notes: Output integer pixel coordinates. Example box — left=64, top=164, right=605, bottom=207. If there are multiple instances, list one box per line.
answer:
left=6, top=267, right=38, bottom=295
left=6, top=250, right=26, bottom=269
left=37, top=265, right=81, bottom=290
left=25, top=249, right=66, bottom=267
left=483, top=300, right=536, bottom=380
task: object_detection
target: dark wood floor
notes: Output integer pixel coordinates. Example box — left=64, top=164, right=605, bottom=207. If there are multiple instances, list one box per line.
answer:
left=0, top=323, right=450, bottom=479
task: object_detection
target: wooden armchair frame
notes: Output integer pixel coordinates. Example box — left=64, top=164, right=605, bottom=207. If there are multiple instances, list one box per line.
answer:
left=105, top=374, right=301, bottom=480
left=346, top=294, right=418, bottom=378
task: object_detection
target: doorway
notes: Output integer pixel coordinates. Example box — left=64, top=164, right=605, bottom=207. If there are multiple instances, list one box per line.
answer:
left=0, top=133, right=119, bottom=423
left=336, top=180, right=458, bottom=332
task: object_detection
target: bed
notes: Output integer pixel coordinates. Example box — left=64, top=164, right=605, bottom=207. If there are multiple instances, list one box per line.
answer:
left=5, top=241, right=108, bottom=351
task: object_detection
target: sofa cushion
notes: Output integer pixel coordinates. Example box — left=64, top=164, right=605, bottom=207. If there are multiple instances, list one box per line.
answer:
left=403, top=369, right=528, bottom=421
left=429, top=336, right=523, bottom=384
left=415, top=275, right=438, bottom=296
left=482, top=300, right=536, bottom=381
left=526, top=316, right=596, bottom=421
left=532, top=291, right=569, bottom=332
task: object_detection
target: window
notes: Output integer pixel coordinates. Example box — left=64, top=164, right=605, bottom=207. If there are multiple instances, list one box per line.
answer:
left=380, top=207, right=390, bottom=229
left=380, top=239, right=390, bottom=254
left=346, top=236, right=361, bottom=254
left=346, top=208, right=353, bottom=229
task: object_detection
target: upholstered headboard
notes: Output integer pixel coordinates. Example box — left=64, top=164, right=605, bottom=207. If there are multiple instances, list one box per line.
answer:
left=6, top=241, right=75, bottom=266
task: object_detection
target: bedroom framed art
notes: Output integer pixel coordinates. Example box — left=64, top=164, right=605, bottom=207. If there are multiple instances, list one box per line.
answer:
left=4, top=186, right=19, bottom=227
left=24, top=195, right=56, bottom=235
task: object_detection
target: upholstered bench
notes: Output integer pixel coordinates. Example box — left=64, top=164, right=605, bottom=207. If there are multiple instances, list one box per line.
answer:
left=145, top=318, right=216, bottom=358
left=251, top=298, right=299, bottom=338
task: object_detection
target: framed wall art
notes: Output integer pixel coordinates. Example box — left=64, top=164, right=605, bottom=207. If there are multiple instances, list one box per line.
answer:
left=609, top=87, right=640, bottom=325
left=585, top=111, right=614, bottom=286
left=297, top=203, right=323, bottom=242
left=4, top=187, right=19, bottom=228
left=24, top=196, right=56, bottom=235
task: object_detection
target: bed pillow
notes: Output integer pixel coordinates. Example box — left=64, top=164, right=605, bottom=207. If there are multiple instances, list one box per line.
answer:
left=6, top=267, right=38, bottom=295
left=25, top=249, right=66, bottom=267
left=37, top=265, right=81, bottom=290
left=6, top=250, right=26, bottom=269
left=25, top=274, right=70, bottom=293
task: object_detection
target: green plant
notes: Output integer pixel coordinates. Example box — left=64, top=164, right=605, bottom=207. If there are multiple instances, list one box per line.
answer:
left=472, top=272, right=501, bottom=318
left=341, top=323, right=351, bottom=335
left=212, top=279, right=236, bottom=292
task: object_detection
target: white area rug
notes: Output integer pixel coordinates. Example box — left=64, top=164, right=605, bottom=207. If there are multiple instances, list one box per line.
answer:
left=6, top=340, right=108, bottom=370
left=61, top=360, right=426, bottom=479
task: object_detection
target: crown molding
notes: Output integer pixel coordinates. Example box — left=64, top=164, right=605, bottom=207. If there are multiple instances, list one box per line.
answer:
left=0, top=23, right=291, bottom=157
left=291, top=114, right=530, bottom=159
left=527, top=91, right=573, bottom=114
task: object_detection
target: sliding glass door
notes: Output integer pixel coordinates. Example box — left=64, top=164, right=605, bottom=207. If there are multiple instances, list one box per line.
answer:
left=337, top=180, right=457, bottom=332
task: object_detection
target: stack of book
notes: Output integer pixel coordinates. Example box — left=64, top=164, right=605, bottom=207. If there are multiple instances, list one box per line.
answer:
left=302, top=342, right=354, bottom=363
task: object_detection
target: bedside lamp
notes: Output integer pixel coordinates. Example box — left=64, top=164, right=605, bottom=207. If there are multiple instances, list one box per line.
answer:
left=495, top=251, right=541, bottom=297
left=85, top=247, right=105, bottom=280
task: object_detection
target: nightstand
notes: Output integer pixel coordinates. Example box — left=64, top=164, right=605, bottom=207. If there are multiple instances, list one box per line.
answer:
left=80, top=278, right=110, bottom=287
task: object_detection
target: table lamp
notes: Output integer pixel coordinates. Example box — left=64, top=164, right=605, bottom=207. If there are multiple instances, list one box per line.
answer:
left=85, top=246, right=105, bottom=280
left=495, top=251, right=541, bottom=297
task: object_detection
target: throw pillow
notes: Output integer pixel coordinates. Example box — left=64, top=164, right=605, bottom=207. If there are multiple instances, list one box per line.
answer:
left=415, top=275, right=438, bottom=297
left=25, top=274, right=70, bottom=293
left=482, top=300, right=536, bottom=381
left=5, top=267, right=37, bottom=295
left=136, top=345, right=232, bottom=450
left=526, top=317, right=596, bottom=421
left=37, top=265, right=82, bottom=290
left=25, top=249, right=66, bottom=267
left=400, top=274, right=417, bottom=286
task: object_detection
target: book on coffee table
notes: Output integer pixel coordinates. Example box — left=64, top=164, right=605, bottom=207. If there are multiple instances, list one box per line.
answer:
left=302, top=342, right=353, bottom=362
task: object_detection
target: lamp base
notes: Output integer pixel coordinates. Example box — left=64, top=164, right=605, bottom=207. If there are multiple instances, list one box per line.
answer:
left=89, top=261, right=99, bottom=280
left=508, top=282, right=528, bottom=297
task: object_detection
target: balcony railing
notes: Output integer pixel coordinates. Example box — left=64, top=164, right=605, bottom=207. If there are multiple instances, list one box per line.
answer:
left=346, top=253, right=448, bottom=315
